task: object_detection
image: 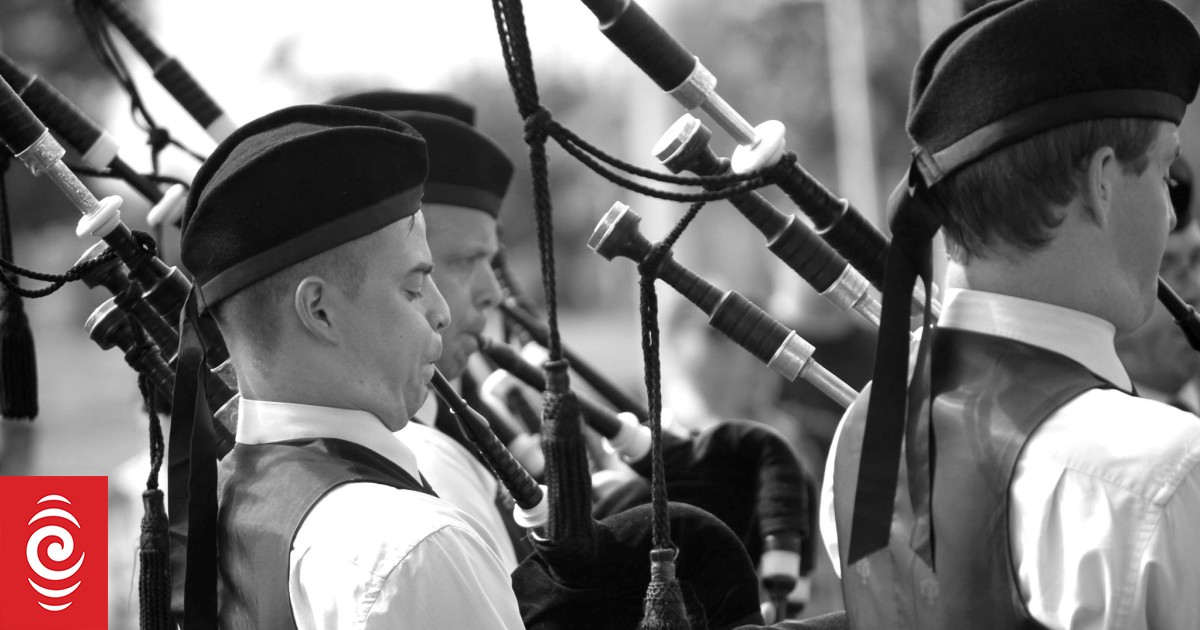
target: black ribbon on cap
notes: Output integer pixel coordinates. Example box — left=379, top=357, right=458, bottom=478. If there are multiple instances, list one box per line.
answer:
left=168, top=288, right=219, bottom=629
left=847, top=158, right=942, bottom=564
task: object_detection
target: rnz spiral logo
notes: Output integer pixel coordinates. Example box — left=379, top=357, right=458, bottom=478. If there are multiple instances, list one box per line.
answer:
left=28, top=494, right=86, bottom=611
left=1, top=476, right=107, bottom=630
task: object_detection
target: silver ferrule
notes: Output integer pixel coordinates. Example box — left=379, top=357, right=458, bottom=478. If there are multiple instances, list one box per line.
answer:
left=18, top=130, right=103, bottom=216
left=15, top=129, right=65, bottom=177
left=668, top=60, right=757, bottom=146
left=767, top=330, right=816, bottom=381
left=797, top=361, right=859, bottom=409
left=667, top=58, right=715, bottom=109
left=822, top=266, right=881, bottom=327
left=45, top=161, right=101, bottom=216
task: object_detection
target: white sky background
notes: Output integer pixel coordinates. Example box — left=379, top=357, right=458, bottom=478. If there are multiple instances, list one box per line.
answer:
left=105, top=0, right=637, bottom=179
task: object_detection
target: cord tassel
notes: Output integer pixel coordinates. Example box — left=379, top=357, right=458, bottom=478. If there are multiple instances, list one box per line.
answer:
left=541, top=361, right=594, bottom=544
left=136, top=364, right=172, bottom=630
left=639, top=548, right=690, bottom=630
left=138, top=488, right=173, bottom=630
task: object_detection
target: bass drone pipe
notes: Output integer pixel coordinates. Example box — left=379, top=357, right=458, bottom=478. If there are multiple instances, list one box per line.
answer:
left=85, top=0, right=235, bottom=142
left=654, top=113, right=891, bottom=325
left=578, top=0, right=892, bottom=293
left=589, top=201, right=858, bottom=409
left=430, top=370, right=549, bottom=532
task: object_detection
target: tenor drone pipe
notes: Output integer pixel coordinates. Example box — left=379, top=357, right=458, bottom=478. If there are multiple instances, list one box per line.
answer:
left=655, top=114, right=886, bottom=326
left=589, top=201, right=858, bottom=409
left=84, top=0, right=235, bottom=142
left=578, top=0, right=892, bottom=291
left=498, top=299, right=650, bottom=423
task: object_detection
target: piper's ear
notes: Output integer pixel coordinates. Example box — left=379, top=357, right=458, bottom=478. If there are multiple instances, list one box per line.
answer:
left=1081, top=145, right=1118, bottom=227
left=294, top=276, right=338, bottom=343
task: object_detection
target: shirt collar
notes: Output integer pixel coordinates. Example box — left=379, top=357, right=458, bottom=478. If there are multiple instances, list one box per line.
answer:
left=236, top=398, right=422, bottom=481
left=938, top=288, right=1133, bottom=392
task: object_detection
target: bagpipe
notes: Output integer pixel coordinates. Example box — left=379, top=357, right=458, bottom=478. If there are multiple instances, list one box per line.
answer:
left=2, top=1, right=1200, bottom=630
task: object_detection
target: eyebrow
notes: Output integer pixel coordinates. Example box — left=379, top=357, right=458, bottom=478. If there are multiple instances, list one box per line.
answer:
left=407, top=262, right=434, bottom=277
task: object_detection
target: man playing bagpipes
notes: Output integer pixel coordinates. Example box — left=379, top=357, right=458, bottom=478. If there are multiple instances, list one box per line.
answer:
left=177, top=104, right=524, bottom=629
left=325, top=89, right=529, bottom=571
left=820, top=0, right=1200, bottom=628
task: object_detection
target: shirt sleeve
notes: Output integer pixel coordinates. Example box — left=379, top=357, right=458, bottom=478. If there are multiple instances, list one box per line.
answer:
left=1011, top=390, right=1200, bottom=630
left=289, top=483, right=525, bottom=630
left=1137, top=465, right=1200, bottom=630
left=362, top=524, right=526, bottom=630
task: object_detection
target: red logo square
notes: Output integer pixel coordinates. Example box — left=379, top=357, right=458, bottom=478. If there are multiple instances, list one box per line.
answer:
left=0, top=476, right=108, bottom=630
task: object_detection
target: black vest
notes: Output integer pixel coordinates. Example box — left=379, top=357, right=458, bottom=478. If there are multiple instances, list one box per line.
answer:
left=833, top=329, right=1112, bottom=630
left=216, top=438, right=434, bottom=630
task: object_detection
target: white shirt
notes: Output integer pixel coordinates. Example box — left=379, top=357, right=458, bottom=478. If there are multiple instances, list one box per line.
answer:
left=395, top=390, right=519, bottom=571
left=821, top=288, right=1200, bottom=630
left=235, top=398, right=525, bottom=630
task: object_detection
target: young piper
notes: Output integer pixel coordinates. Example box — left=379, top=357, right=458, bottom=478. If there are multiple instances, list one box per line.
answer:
left=180, top=105, right=524, bottom=629
left=820, top=0, right=1200, bottom=628
left=326, top=89, right=524, bottom=570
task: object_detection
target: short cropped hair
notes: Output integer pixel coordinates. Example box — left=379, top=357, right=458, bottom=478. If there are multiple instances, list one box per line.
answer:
left=212, top=218, right=408, bottom=353
left=927, top=118, right=1161, bottom=262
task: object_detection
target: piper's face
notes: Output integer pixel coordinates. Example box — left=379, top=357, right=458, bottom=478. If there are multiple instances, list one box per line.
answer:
left=339, top=212, right=449, bottom=429
left=424, top=204, right=502, bottom=380
left=1119, top=218, right=1200, bottom=392
left=1108, top=123, right=1179, bottom=333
